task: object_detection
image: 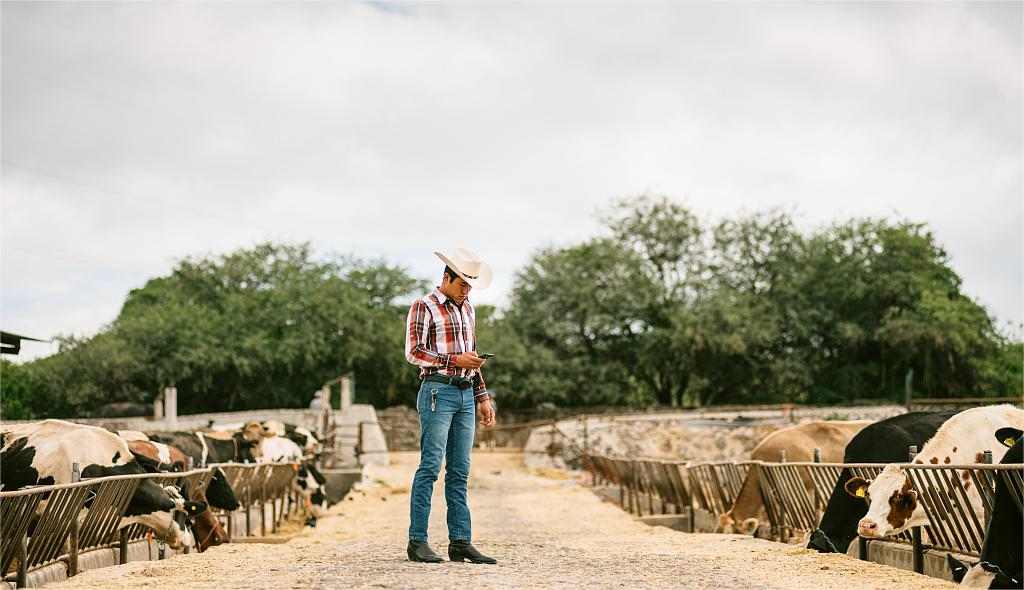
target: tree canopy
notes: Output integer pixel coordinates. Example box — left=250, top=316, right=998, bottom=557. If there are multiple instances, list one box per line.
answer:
left=3, top=198, right=1020, bottom=419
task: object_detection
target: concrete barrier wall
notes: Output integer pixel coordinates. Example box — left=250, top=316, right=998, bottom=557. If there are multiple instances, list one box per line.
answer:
left=1, top=408, right=326, bottom=432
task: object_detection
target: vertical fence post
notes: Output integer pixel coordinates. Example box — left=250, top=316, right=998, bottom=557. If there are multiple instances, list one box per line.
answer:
left=905, top=445, right=924, bottom=573
left=119, top=528, right=129, bottom=564
left=911, top=526, right=924, bottom=574
left=981, top=450, right=993, bottom=528
left=777, top=450, right=788, bottom=541
left=16, top=535, right=28, bottom=588
left=68, top=462, right=81, bottom=576
left=812, top=448, right=822, bottom=512
left=245, top=479, right=252, bottom=537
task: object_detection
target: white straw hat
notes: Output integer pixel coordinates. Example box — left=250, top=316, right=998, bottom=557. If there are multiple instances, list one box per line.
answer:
left=434, top=247, right=492, bottom=289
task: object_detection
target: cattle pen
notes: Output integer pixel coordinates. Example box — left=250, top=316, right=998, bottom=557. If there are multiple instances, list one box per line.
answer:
left=1, top=462, right=300, bottom=588
left=584, top=452, right=1023, bottom=581
left=3, top=405, right=1020, bottom=588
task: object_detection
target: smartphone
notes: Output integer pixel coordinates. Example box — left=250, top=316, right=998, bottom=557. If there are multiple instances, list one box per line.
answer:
left=478, top=353, right=495, bottom=359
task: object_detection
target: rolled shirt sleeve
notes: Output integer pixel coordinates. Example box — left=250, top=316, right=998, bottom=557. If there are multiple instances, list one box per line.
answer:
left=473, top=369, right=489, bottom=401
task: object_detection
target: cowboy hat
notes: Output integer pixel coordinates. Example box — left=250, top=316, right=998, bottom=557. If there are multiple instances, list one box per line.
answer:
left=434, top=247, right=492, bottom=289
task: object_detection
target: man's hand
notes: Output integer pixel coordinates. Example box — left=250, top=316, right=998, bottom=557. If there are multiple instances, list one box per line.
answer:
left=476, top=397, right=496, bottom=427
left=452, top=352, right=486, bottom=370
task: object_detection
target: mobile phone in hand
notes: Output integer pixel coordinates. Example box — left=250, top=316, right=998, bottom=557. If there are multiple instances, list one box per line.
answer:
left=479, top=353, right=495, bottom=359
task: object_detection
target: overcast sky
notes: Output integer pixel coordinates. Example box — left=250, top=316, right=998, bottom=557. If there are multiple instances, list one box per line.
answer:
left=3, top=1, right=1021, bottom=361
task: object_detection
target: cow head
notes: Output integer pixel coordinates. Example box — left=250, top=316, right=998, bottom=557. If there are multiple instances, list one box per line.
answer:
left=242, top=421, right=270, bottom=443
left=947, top=554, right=973, bottom=583
left=950, top=554, right=1021, bottom=589
left=205, top=467, right=240, bottom=511
left=260, top=420, right=287, bottom=437
left=844, top=465, right=926, bottom=538
left=717, top=512, right=759, bottom=535
left=188, top=485, right=229, bottom=551
left=233, top=432, right=260, bottom=463
left=295, top=462, right=328, bottom=520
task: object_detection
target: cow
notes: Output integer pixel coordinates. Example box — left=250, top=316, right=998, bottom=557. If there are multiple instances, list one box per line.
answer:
left=147, top=430, right=258, bottom=465
left=946, top=427, right=1023, bottom=589
left=257, top=434, right=328, bottom=522
left=259, top=420, right=322, bottom=457
left=807, top=410, right=958, bottom=554
left=718, top=420, right=870, bottom=535
left=127, top=440, right=231, bottom=552
left=844, top=405, right=1024, bottom=540
left=0, top=420, right=205, bottom=550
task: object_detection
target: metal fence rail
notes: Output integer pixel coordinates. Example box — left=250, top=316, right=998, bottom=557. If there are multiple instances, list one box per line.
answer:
left=1, top=464, right=299, bottom=587
left=584, top=453, right=1024, bottom=571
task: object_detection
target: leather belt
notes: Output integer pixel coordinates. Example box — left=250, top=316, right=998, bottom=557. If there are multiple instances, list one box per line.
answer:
left=423, top=374, right=473, bottom=389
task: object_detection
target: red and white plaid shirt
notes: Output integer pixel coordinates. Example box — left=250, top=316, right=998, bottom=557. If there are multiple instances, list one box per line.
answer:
left=405, top=287, right=489, bottom=400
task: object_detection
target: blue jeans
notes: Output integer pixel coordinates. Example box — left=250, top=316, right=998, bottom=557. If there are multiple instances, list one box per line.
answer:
left=408, top=381, right=476, bottom=543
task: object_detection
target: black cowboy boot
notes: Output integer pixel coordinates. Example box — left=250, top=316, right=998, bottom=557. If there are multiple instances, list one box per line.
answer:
left=407, top=540, right=444, bottom=563
left=448, top=540, right=497, bottom=564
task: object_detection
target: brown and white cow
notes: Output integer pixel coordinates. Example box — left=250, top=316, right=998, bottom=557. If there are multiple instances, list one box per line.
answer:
left=718, top=420, right=870, bottom=534
left=845, top=404, right=1024, bottom=539
left=0, top=420, right=205, bottom=550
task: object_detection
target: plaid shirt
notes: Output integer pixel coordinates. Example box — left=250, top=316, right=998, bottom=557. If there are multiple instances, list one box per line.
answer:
left=405, top=288, right=489, bottom=400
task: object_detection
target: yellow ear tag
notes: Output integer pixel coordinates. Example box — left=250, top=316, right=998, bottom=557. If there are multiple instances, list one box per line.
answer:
left=855, top=487, right=866, bottom=498
left=1005, top=437, right=1016, bottom=447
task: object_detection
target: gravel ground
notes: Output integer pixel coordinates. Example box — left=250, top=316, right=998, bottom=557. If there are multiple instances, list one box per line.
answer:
left=56, top=451, right=953, bottom=590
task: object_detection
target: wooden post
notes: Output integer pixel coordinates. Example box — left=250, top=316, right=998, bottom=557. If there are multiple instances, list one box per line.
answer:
left=981, top=450, right=993, bottom=527
left=259, top=482, right=266, bottom=537
left=119, top=528, right=129, bottom=564
left=271, top=490, right=278, bottom=534
left=68, top=463, right=80, bottom=576
left=911, top=526, right=924, bottom=573
left=813, top=448, right=822, bottom=511
left=16, top=536, right=28, bottom=588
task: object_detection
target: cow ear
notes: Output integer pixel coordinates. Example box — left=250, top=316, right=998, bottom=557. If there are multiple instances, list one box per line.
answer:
left=844, top=477, right=870, bottom=499
left=995, top=427, right=1023, bottom=448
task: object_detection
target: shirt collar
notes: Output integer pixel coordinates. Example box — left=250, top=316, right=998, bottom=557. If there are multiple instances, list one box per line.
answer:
left=432, top=287, right=449, bottom=305
left=432, top=287, right=468, bottom=308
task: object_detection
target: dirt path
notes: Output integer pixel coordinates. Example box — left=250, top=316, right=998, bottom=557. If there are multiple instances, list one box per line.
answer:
left=56, top=452, right=953, bottom=589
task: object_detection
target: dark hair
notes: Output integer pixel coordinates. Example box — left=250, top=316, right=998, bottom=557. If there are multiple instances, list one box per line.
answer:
left=443, top=266, right=459, bottom=282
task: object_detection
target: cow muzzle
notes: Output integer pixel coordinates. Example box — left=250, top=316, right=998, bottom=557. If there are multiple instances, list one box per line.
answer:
left=857, top=518, right=882, bottom=538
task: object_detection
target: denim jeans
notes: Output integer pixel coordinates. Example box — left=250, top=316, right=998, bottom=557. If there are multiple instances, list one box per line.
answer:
left=408, top=381, right=476, bottom=543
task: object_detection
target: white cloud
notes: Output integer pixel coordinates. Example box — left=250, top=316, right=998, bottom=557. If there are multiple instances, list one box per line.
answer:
left=2, top=1, right=1021, bottom=361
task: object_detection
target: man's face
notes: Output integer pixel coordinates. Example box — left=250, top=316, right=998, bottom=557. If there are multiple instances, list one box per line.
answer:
left=442, top=274, right=472, bottom=304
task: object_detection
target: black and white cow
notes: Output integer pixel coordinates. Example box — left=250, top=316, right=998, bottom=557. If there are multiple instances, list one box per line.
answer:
left=147, top=430, right=258, bottom=466
left=0, top=420, right=206, bottom=550
left=844, top=405, right=1024, bottom=540
left=807, top=410, right=958, bottom=554
left=947, top=428, right=1023, bottom=589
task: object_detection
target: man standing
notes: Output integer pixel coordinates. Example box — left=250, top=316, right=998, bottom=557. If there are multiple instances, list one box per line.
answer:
left=404, top=247, right=498, bottom=564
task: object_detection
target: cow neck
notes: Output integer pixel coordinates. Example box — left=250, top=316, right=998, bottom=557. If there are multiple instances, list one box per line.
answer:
left=197, top=518, right=219, bottom=551
left=195, top=432, right=209, bottom=466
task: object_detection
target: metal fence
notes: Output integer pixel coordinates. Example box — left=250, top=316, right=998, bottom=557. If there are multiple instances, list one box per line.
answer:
left=1, top=463, right=298, bottom=588
left=585, top=453, right=1024, bottom=573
